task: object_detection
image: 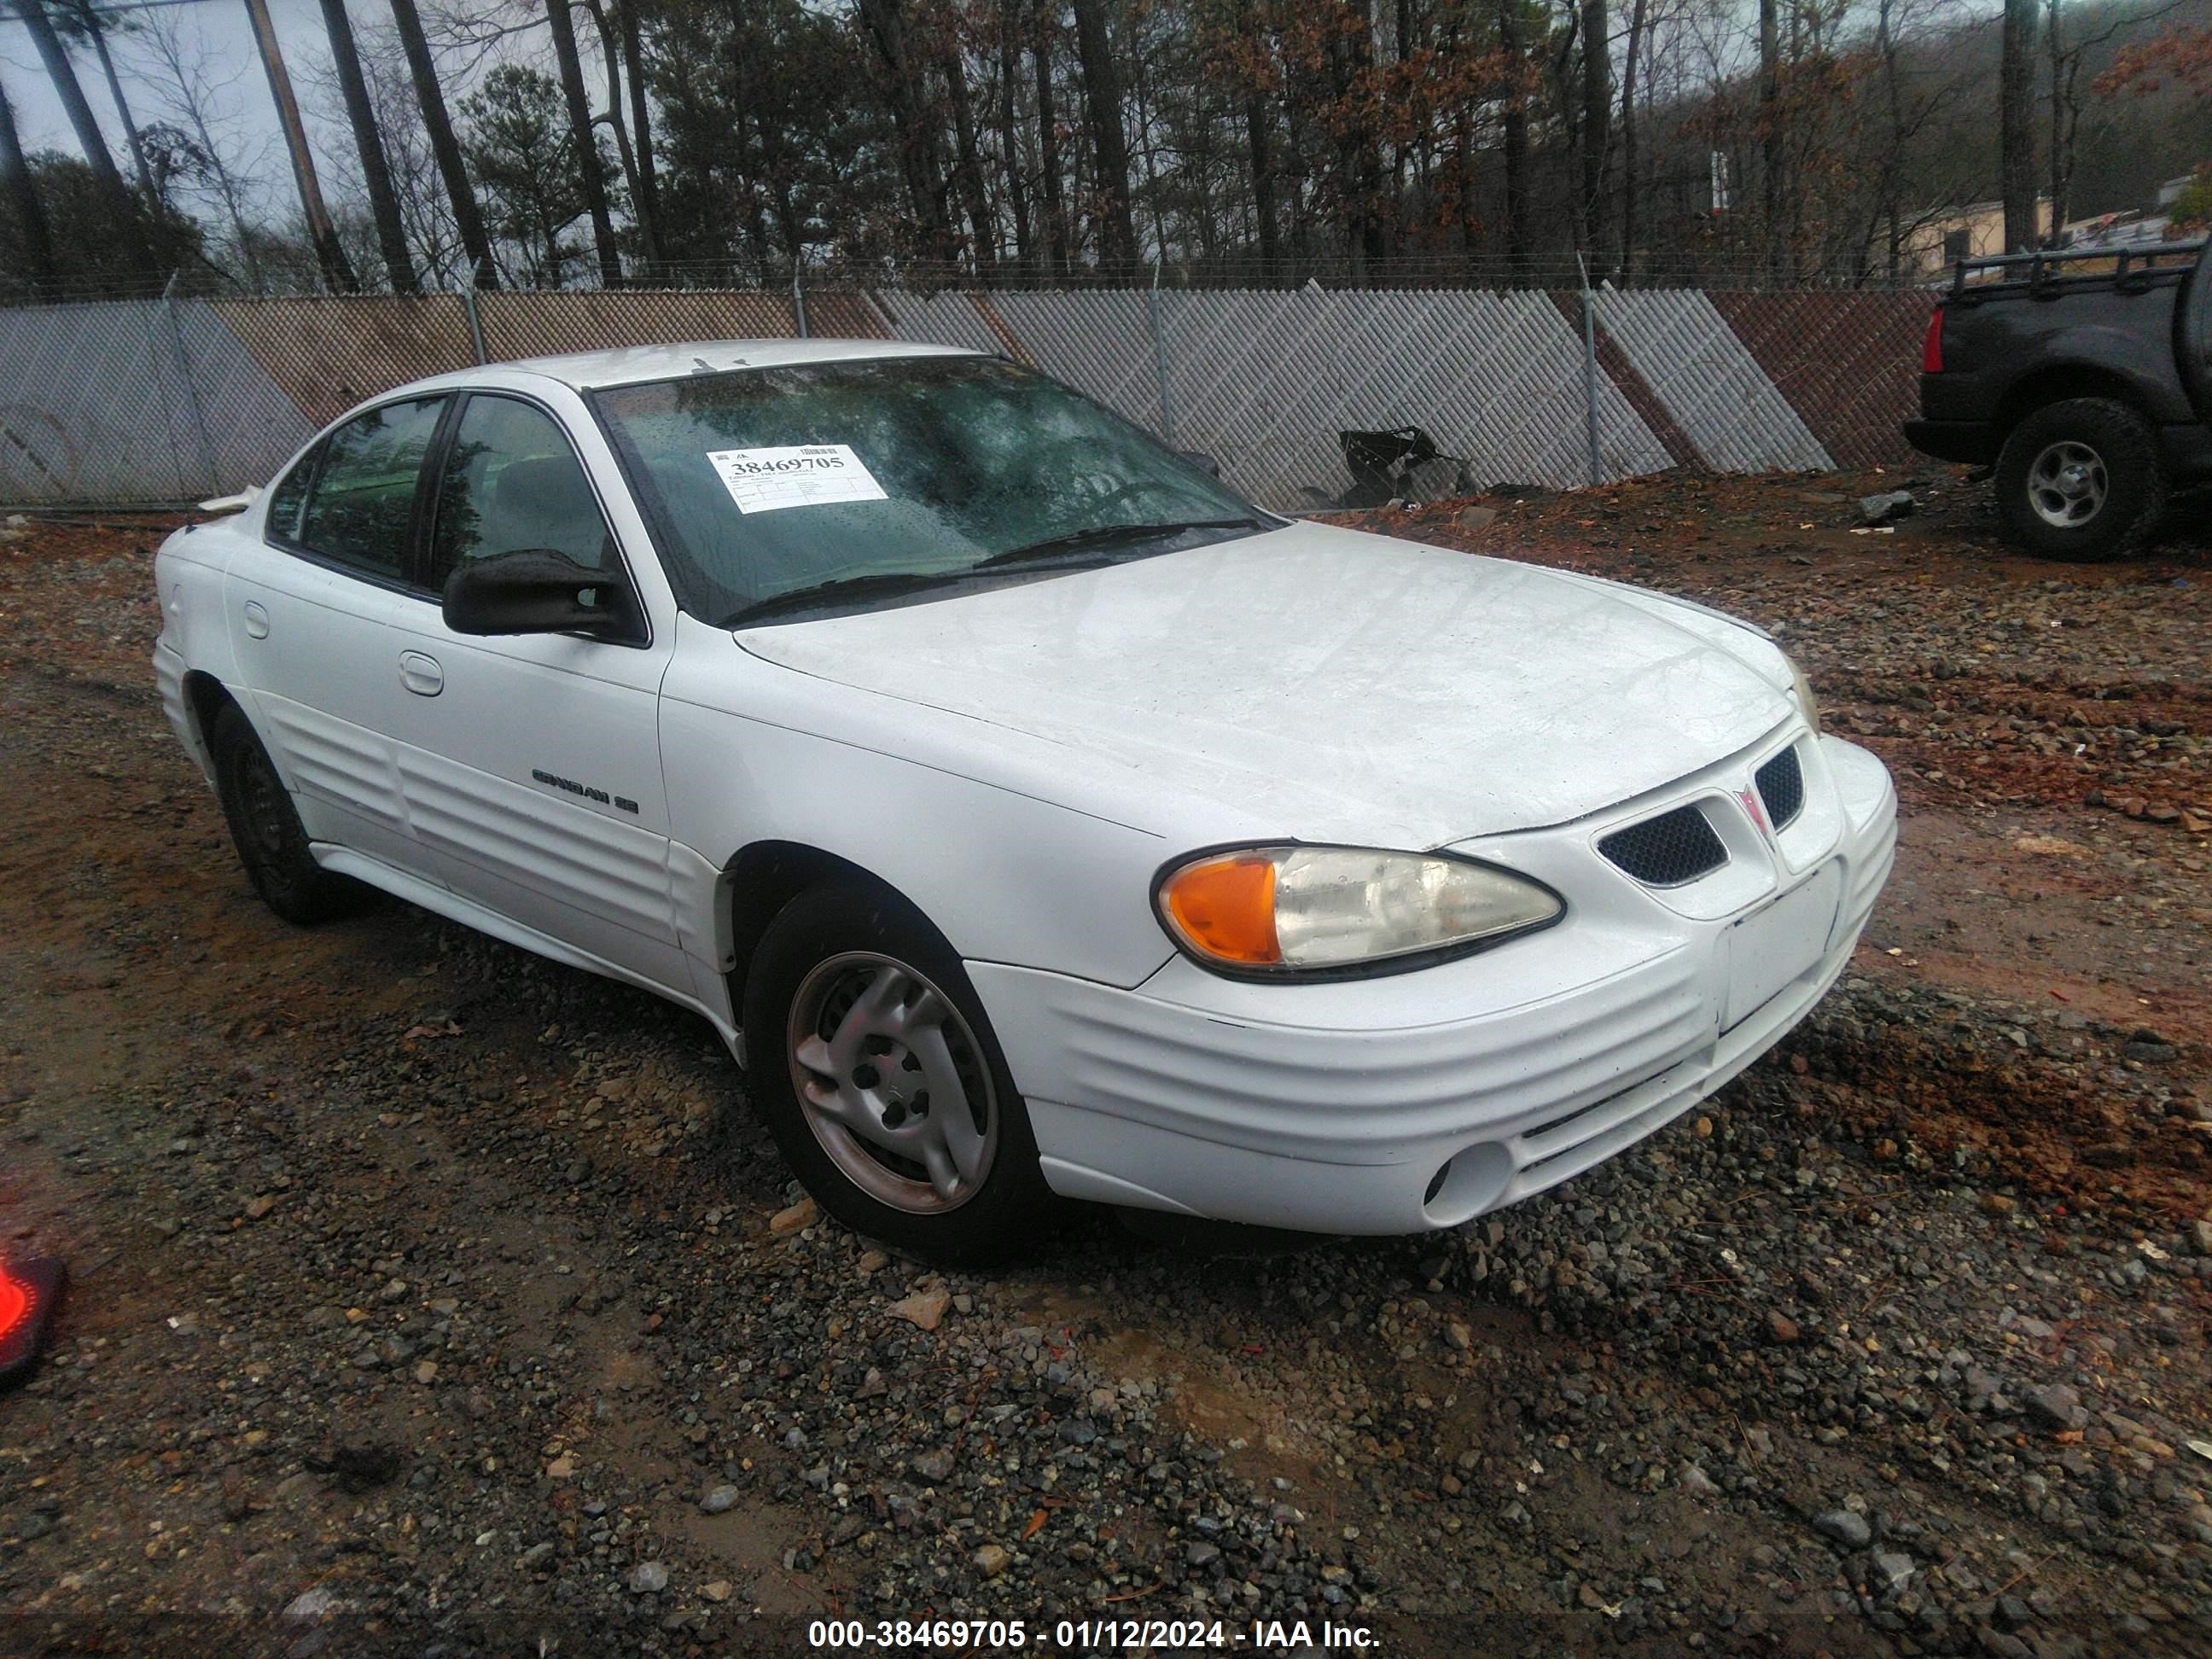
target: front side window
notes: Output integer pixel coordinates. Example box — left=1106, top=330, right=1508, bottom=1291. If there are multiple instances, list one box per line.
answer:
left=294, top=397, right=445, bottom=580
left=428, top=395, right=616, bottom=591
left=591, top=355, right=1263, bottom=626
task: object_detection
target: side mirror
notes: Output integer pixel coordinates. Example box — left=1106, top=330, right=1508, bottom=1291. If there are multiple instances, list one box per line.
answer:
left=1179, top=449, right=1223, bottom=480
left=442, top=550, right=636, bottom=638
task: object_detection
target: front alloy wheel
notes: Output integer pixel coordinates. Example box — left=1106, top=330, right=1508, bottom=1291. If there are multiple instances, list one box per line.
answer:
left=742, top=881, right=1051, bottom=1264
left=788, top=952, right=999, bottom=1214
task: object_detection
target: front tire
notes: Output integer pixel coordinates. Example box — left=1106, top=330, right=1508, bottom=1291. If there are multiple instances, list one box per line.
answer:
left=742, top=881, right=1052, bottom=1265
left=1994, top=397, right=2168, bottom=561
left=208, top=702, right=366, bottom=923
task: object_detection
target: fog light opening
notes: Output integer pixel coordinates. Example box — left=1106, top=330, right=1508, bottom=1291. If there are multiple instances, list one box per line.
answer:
left=1423, top=1140, right=1515, bottom=1227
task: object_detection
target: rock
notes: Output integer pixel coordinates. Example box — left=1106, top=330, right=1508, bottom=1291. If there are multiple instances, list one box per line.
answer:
left=520, top=1541, right=555, bottom=1569
left=545, top=1454, right=576, bottom=1479
left=629, top=1560, right=669, bottom=1594
left=1979, top=1192, right=2017, bottom=1217
left=703, top=1581, right=732, bottom=1603
left=1873, top=1551, right=1916, bottom=1590
left=1458, top=505, right=1498, bottom=532
left=888, top=1285, right=952, bottom=1332
left=281, top=1589, right=338, bottom=1635
left=701, top=1484, right=738, bottom=1514
left=412, top=1360, right=438, bottom=1385
left=1680, top=1464, right=1721, bottom=1497
left=973, top=1544, right=1011, bottom=1578
left=1767, top=1311, right=1801, bottom=1343
left=769, top=1198, right=817, bottom=1236
left=2024, top=1383, right=2084, bottom=1432
left=1859, top=489, right=1914, bottom=525
left=1813, top=1510, right=1873, bottom=1550
left=243, top=1196, right=278, bottom=1220
left=856, top=1249, right=888, bottom=1274
left=1187, top=1540, right=1222, bottom=1569
left=911, top=1449, right=956, bottom=1483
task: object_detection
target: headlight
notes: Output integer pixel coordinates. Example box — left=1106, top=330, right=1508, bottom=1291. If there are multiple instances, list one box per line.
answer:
left=1155, top=845, right=1563, bottom=976
left=1787, top=655, right=1823, bottom=732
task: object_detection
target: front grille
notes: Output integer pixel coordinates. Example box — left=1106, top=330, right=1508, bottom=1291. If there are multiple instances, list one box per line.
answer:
left=1599, top=805, right=1728, bottom=886
left=1755, top=746, right=1805, bottom=830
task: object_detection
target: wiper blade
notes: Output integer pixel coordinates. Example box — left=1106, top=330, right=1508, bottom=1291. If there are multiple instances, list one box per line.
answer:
left=724, top=568, right=969, bottom=627
left=974, top=516, right=1268, bottom=570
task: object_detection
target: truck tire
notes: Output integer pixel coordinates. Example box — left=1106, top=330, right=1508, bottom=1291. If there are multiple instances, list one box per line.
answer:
left=1994, top=398, right=2168, bottom=561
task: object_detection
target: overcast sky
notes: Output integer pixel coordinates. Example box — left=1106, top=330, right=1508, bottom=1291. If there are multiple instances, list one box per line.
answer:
left=1, top=0, right=559, bottom=230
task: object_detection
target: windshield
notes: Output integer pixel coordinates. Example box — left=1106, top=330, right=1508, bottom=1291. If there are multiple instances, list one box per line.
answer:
left=590, top=354, right=1268, bottom=625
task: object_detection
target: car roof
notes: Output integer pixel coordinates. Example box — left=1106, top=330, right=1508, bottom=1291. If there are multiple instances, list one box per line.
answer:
left=404, top=338, right=987, bottom=397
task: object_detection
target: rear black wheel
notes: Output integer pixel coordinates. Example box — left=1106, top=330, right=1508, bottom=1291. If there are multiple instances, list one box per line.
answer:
left=208, top=702, right=366, bottom=923
left=1994, top=398, right=2168, bottom=561
left=741, top=880, right=1052, bottom=1265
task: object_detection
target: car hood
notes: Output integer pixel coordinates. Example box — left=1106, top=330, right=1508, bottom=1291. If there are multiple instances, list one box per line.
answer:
left=734, top=521, right=1796, bottom=847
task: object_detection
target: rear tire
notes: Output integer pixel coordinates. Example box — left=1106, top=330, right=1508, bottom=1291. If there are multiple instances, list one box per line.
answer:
left=742, top=880, right=1052, bottom=1266
left=208, top=702, right=366, bottom=923
left=1994, top=398, right=2168, bottom=561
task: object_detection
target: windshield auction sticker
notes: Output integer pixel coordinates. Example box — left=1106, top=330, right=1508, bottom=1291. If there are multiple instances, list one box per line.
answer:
left=706, top=445, right=888, bottom=515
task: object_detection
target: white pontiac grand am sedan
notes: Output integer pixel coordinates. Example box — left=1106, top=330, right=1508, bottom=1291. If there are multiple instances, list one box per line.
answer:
left=153, top=341, right=1895, bottom=1262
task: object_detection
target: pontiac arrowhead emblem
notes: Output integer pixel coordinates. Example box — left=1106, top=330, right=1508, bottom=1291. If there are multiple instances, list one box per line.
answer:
left=1738, top=787, right=1770, bottom=835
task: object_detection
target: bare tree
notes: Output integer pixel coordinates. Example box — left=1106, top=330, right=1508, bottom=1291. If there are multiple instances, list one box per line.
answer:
left=389, top=0, right=497, bottom=283
left=16, top=2, right=137, bottom=207
left=130, top=12, right=271, bottom=288
left=317, top=0, right=418, bottom=290
left=542, top=0, right=622, bottom=284
left=1034, top=0, right=1070, bottom=275
left=1499, top=0, right=1531, bottom=275
left=1070, top=0, right=1138, bottom=266
left=858, top=0, right=956, bottom=258
left=580, top=0, right=658, bottom=269
left=2000, top=0, right=2039, bottom=252
left=55, top=1, right=157, bottom=202
left=0, top=72, right=61, bottom=295
left=1580, top=0, right=1610, bottom=255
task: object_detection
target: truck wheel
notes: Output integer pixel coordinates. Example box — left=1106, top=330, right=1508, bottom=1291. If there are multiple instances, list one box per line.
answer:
left=209, top=702, right=367, bottom=923
left=742, top=879, right=1054, bottom=1266
left=1994, top=398, right=2168, bottom=561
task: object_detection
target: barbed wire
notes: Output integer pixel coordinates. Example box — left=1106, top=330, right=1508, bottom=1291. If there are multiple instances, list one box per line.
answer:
left=0, top=254, right=1947, bottom=312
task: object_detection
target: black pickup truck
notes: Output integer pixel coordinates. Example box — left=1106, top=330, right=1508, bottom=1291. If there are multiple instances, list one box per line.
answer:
left=1904, top=238, right=2211, bottom=559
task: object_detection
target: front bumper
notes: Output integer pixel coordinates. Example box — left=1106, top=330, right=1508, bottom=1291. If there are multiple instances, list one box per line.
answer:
left=970, top=733, right=1896, bottom=1235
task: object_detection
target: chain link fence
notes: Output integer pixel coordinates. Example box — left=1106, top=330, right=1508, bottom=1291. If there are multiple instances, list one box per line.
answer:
left=0, top=275, right=1935, bottom=509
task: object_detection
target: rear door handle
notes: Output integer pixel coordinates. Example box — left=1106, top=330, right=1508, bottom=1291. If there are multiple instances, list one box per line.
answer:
left=242, top=601, right=270, bottom=639
left=399, top=650, right=444, bottom=696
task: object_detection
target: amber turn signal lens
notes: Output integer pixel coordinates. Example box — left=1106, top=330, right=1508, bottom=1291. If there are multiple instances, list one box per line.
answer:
left=1161, top=854, right=1281, bottom=965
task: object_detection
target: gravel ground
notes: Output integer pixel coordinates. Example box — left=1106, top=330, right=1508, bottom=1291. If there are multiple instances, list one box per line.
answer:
left=0, top=469, right=2207, bottom=1657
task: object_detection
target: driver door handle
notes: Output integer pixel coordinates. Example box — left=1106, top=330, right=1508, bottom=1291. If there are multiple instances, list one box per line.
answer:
left=399, top=650, right=444, bottom=697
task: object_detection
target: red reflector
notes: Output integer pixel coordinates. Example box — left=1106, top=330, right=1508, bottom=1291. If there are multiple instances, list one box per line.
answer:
left=1921, top=307, right=1945, bottom=375
left=0, top=1258, right=65, bottom=1388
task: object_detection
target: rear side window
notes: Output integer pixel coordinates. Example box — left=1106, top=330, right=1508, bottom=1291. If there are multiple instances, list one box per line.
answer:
left=265, top=453, right=312, bottom=543
left=294, top=398, right=445, bottom=579
left=428, top=395, right=614, bottom=591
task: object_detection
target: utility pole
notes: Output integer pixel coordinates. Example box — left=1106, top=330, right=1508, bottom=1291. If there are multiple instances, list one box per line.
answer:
left=242, top=0, right=359, bottom=293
